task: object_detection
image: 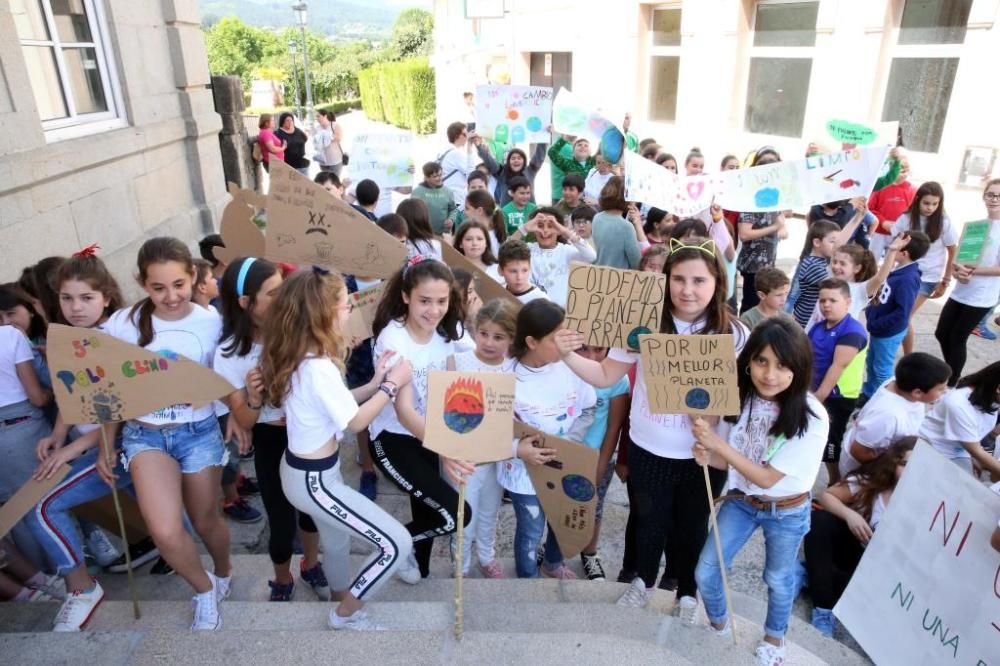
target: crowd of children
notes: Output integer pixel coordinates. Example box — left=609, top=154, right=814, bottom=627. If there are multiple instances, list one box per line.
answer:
left=1, top=119, right=999, bottom=666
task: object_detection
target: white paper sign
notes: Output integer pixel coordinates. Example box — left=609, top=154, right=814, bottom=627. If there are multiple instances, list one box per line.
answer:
left=834, top=443, right=1000, bottom=666
left=349, top=132, right=415, bottom=188
left=475, top=85, right=553, bottom=144
left=551, top=87, right=618, bottom=147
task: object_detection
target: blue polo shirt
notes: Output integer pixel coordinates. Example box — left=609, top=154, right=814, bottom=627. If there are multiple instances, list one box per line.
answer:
left=808, top=313, right=868, bottom=399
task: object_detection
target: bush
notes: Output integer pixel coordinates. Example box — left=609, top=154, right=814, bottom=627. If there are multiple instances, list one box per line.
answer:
left=357, top=58, right=435, bottom=134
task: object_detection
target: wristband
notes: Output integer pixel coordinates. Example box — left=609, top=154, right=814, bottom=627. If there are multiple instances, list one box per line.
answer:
left=378, top=382, right=398, bottom=402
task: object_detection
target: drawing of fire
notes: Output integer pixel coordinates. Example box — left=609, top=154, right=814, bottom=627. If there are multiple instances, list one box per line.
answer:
left=442, top=377, right=485, bottom=434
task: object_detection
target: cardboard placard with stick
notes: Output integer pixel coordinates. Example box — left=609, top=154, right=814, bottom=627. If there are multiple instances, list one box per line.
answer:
left=213, top=182, right=267, bottom=266
left=637, top=334, right=740, bottom=416
left=440, top=243, right=520, bottom=309
left=46, top=324, right=236, bottom=618
left=564, top=262, right=666, bottom=351
left=265, top=160, right=407, bottom=278
left=511, top=422, right=599, bottom=560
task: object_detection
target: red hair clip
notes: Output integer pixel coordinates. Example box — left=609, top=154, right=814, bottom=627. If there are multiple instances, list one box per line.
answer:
left=73, top=243, right=100, bottom=258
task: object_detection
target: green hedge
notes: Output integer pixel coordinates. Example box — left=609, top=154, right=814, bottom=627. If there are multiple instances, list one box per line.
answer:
left=358, top=58, right=435, bottom=134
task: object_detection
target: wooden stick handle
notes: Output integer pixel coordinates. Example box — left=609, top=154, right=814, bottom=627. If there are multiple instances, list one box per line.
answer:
left=100, top=425, right=141, bottom=620
left=702, top=463, right=735, bottom=645
left=454, top=481, right=466, bottom=641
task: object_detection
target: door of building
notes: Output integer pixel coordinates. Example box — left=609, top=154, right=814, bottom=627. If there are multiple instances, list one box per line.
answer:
left=529, top=52, right=572, bottom=91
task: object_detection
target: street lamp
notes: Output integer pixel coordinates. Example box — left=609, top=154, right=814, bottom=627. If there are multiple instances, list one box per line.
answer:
left=292, top=2, right=314, bottom=129
left=287, top=39, right=302, bottom=121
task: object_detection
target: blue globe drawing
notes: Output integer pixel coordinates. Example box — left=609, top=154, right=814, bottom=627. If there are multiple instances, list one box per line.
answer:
left=685, top=388, right=711, bottom=410
left=561, top=474, right=596, bottom=502
left=627, top=326, right=651, bottom=352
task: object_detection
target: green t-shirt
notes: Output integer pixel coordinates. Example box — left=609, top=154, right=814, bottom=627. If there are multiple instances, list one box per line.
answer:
left=502, top=201, right=537, bottom=236
left=412, top=184, right=456, bottom=235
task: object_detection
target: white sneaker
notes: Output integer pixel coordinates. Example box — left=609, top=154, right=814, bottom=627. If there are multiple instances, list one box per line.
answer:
left=53, top=581, right=105, bottom=631
left=709, top=619, right=732, bottom=638
left=755, top=639, right=786, bottom=666
left=86, top=529, right=121, bottom=568
left=190, top=589, right=221, bottom=631
left=677, top=595, right=699, bottom=625
left=615, top=578, right=651, bottom=608
left=328, top=608, right=384, bottom=630
left=207, top=570, right=231, bottom=604
left=28, top=574, right=67, bottom=600
left=395, top=551, right=421, bottom=585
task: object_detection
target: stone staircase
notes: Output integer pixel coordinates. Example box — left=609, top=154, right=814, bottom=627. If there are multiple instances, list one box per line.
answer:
left=0, top=553, right=869, bottom=665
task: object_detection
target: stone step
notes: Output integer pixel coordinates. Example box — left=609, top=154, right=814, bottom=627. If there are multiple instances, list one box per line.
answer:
left=0, top=601, right=837, bottom=665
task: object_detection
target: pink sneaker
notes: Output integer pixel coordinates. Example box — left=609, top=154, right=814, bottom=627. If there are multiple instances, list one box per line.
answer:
left=478, top=560, right=505, bottom=579
left=540, top=563, right=578, bottom=580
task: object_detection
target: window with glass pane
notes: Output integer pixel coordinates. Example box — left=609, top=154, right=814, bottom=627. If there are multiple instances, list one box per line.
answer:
left=652, top=8, right=682, bottom=47
left=881, top=57, right=958, bottom=153
left=648, top=56, right=679, bottom=122
left=753, top=2, right=819, bottom=47
left=744, top=57, right=812, bottom=137
left=899, top=0, right=972, bottom=45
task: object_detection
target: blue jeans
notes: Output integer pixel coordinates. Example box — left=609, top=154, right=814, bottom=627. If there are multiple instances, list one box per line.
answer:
left=695, top=498, right=811, bottom=640
left=508, top=491, right=563, bottom=578
left=861, top=329, right=906, bottom=398
left=23, top=448, right=132, bottom=575
left=121, top=416, right=226, bottom=474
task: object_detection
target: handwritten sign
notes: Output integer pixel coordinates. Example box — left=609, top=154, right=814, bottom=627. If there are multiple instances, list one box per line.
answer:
left=637, top=334, right=739, bottom=416
left=955, top=220, right=991, bottom=265
left=513, top=422, right=599, bottom=559
left=265, top=160, right=407, bottom=278
left=552, top=88, right=625, bottom=162
left=47, top=324, right=235, bottom=425
left=441, top=243, right=520, bottom=309
left=623, top=152, right=723, bottom=217
left=564, top=262, right=665, bottom=351
left=343, top=283, right=385, bottom=342
left=476, top=85, right=553, bottom=144
left=834, top=444, right=1000, bottom=666
left=824, top=119, right=898, bottom=148
left=349, top=132, right=415, bottom=188
left=214, top=182, right=267, bottom=266
left=424, top=371, right=516, bottom=463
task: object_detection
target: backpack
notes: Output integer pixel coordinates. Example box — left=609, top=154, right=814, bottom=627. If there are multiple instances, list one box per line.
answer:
left=251, top=140, right=262, bottom=163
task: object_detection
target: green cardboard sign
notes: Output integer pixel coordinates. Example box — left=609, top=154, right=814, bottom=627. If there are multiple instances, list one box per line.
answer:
left=956, top=220, right=991, bottom=265
left=826, top=120, right=878, bottom=146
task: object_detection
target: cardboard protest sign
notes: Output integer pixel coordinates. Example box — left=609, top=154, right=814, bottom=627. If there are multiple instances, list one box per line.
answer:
left=476, top=85, right=553, bottom=144
left=552, top=88, right=625, bottom=162
left=955, top=220, right=991, bottom=265
left=423, top=371, right=516, bottom=463
left=343, top=282, right=385, bottom=342
left=350, top=132, right=415, bottom=188
left=637, top=334, right=739, bottom=415
left=834, top=444, right=1000, bottom=666
left=46, top=324, right=236, bottom=425
left=0, top=465, right=69, bottom=539
left=265, top=160, right=407, bottom=278
left=564, top=262, right=665, bottom=351
left=214, top=182, right=267, bottom=266
left=441, top=243, right=520, bottom=309
left=715, top=145, right=890, bottom=212
left=512, top=422, right=599, bottom=559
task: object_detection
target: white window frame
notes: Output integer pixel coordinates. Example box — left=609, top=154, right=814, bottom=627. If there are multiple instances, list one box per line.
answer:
left=742, top=0, right=819, bottom=138
left=646, top=4, right=683, bottom=125
left=16, top=0, right=127, bottom=141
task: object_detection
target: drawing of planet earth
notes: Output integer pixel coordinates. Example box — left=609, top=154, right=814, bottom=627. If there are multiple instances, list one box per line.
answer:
left=685, top=388, right=711, bottom=410
left=443, top=378, right=485, bottom=434
left=627, top=326, right=652, bottom=352
left=561, top=474, right=596, bottom=502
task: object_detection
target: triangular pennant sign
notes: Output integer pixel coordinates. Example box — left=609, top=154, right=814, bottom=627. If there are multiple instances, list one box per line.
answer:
left=214, top=182, right=267, bottom=266
left=47, top=324, right=236, bottom=425
left=265, top=160, right=407, bottom=278
left=512, top=422, right=599, bottom=559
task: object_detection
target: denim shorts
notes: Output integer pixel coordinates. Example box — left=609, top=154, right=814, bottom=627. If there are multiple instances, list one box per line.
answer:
left=121, top=415, right=227, bottom=474
left=918, top=280, right=938, bottom=296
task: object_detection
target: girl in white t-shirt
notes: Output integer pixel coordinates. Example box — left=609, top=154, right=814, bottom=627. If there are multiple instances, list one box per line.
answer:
left=447, top=299, right=518, bottom=578
left=691, top=317, right=829, bottom=665
left=500, top=299, right=596, bottom=579
left=557, top=238, right=747, bottom=616
left=100, top=237, right=230, bottom=631
left=917, top=360, right=1000, bottom=477
left=804, top=437, right=916, bottom=638
left=369, top=258, right=473, bottom=580
left=260, top=269, right=415, bottom=630
left=23, top=251, right=138, bottom=632
left=936, top=178, right=1000, bottom=384
left=892, top=182, right=958, bottom=355
left=509, top=207, right=597, bottom=307
left=453, top=220, right=503, bottom=284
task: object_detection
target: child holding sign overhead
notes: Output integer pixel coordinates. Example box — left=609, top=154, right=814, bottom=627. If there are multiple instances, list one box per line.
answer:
left=935, top=178, right=1000, bottom=384
left=691, top=318, right=829, bottom=666
left=556, top=238, right=746, bottom=620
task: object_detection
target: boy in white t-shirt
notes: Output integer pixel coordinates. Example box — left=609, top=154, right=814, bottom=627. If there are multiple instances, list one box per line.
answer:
left=497, top=238, right=549, bottom=304
left=839, top=352, right=951, bottom=477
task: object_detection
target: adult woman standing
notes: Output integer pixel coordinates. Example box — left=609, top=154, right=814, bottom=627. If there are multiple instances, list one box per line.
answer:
left=275, top=113, right=310, bottom=176
left=313, top=110, right=345, bottom=176
left=257, top=114, right=286, bottom=173
left=591, top=177, right=644, bottom=270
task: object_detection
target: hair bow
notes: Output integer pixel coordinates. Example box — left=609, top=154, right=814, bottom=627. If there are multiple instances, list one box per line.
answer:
left=73, top=243, right=100, bottom=258
left=311, top=265, right=330, bottom=276
left=668, top=237, right=716, bottom=258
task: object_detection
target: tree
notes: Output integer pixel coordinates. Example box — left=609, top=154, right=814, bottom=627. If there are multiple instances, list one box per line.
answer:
left=205, top=16, right=280, bottom=90
left=390, top=8, right=433, bottom=59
